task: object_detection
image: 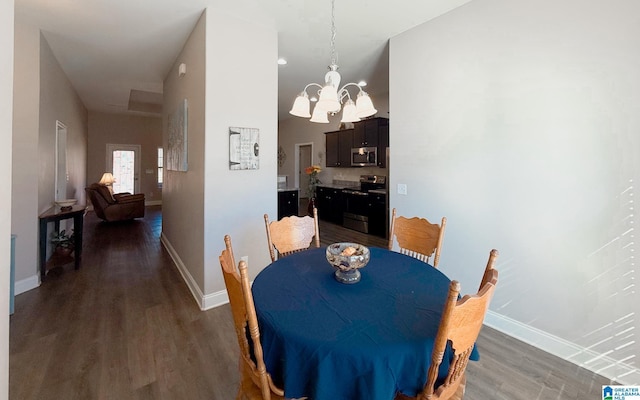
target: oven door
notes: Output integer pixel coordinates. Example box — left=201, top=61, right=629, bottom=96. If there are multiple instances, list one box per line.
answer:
left=351, top=147, right=377, bottom=167
left=342, top=190, right=370, bottom=233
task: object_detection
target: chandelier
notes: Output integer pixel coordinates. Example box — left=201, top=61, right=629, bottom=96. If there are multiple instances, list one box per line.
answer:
left=289, top=0, right=377, bottom=124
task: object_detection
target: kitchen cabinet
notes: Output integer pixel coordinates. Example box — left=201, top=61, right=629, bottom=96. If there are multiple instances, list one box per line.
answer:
left=367, top=192, right=387, bottom=238
left=377, top=120, right=389, bottom=168
left=352, top=117, right=389, bottom=167
left=316, top=186, right=343, bottom=224
left=353, top=118, right=380, bottom=147
left=278, top=190, right=298, bottom=220
left=325, top=129, right=353, bottom=168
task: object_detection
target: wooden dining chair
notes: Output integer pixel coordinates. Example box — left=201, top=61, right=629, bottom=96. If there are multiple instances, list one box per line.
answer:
left=219, top=235, right=285, bottom=400
left=388, top=208, right=447, bottom=266
left=479, top=249, right=499, bottom=292
left=264, top=208, right=320, bottom=262
left=395, top=269, right=499, bottom=400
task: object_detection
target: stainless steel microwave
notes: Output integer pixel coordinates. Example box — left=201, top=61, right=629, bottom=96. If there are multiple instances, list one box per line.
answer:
left=351, top=147, right=377, bottom=167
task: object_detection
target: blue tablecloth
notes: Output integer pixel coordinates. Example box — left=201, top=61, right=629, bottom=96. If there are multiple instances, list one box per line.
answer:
left=252, top=247, right=477, bottom=400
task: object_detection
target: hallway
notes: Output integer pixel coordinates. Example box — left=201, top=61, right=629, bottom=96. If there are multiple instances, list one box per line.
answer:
left=10, top=207, right=239, bottom=399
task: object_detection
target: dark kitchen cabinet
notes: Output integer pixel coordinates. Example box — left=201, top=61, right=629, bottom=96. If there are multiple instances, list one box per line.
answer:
left=325, top=129, right=353, bottom=168
left=353, top=118, right=380, bottom=148
left=278, top=190, right=298, bottom=220
left=316, top=186, right=343, bottom=224
left=368, top=192, right=387, bottom=238
left=377, top=120, right=389, bottom=168
left=352, top=117, right=389, bottom=167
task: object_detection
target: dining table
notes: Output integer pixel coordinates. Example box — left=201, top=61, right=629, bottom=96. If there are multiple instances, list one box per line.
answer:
left=251, top=246, right=479, bottom=400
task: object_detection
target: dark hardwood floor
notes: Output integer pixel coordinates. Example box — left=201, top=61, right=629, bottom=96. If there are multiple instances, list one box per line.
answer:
left=10, top=206, right=613, bottom=399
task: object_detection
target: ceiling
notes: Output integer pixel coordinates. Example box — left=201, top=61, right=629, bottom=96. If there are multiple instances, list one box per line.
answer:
left=15, top=0, right=473, bottom=121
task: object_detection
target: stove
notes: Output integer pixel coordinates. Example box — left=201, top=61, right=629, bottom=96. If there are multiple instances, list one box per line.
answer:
left=342, top=175, right=387, bottom=235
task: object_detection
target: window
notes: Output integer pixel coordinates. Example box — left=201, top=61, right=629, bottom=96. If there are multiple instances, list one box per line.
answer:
left=157, top=147, right=163, bottom=187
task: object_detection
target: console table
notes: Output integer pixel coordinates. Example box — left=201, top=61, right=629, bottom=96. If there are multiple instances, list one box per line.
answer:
left=38, top=205, right=86, bottom=281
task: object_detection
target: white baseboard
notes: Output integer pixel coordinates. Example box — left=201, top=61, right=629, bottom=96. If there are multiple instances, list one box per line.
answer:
left=160, top=232, right=231, bottom=310
left=160, top=233, right=229, bottom=311
left=14, top=274, right=40, bottom=295
left=160, top=233, right=206, bottom=309
left=202, top=289, right=229, bottom=310
left=485, top=310, right=640, bottom=385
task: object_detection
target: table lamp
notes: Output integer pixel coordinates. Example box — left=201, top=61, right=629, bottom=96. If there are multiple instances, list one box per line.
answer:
left=99, top=172, right=116, bottom=194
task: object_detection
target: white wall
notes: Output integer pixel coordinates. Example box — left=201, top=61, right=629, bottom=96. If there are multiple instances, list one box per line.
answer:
left=203, top=9, right=277, bottom=294
left=162, top=9, right=278, bottom=308
left=1, top=0, right=14, bottom=396
left=390, top=0, right=640, bottom=383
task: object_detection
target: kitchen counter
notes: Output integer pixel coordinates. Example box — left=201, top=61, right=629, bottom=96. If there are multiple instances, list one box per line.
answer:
left=317, top=182, right=359, bottom=190
left=277, top=187, right=299, bottom=192
left=369, top=189, right=387, bottom=195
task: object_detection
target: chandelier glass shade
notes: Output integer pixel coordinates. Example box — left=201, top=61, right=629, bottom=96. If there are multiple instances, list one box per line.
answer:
left=289, top=0, right=377, bottom=124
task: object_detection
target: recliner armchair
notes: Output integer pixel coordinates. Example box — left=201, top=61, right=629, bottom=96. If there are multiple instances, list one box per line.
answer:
left=85, top=183, right=145, bottom=222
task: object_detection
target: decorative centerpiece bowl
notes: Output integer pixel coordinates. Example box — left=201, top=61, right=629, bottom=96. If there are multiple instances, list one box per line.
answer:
left=54, top=199, right=77, bottom=211
left=326, top=242, right=370, bottom=284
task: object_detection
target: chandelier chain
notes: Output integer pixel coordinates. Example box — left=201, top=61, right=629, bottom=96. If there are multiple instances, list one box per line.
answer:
left=288, top=0, right=376, bottom=122
left=330, top=0, right=337, bottom=66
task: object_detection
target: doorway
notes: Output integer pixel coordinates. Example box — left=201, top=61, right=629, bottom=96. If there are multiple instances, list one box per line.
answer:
left=106, top=144, right=141, bottom=194
left=296, top=143, right=313, bottom=199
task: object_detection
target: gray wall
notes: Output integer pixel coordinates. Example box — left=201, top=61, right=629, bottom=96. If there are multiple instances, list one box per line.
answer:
left=1, top=0, right=14, bottom=396
left=162, top=8, right=278, bottom=308
left=11, top=18, right=40, bottom=289
left=390, top=0, right=640, bottom=383
left=12, top=20, right=88, bottom=292
left=38, top=34, right=88, bottom=214
left=162, top=11, right=207, bottom=302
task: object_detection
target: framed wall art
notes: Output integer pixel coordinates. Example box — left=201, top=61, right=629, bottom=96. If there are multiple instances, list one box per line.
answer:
left=229, top=127, right=259, bottom=170
left=167, top=98, right=188, bottom=171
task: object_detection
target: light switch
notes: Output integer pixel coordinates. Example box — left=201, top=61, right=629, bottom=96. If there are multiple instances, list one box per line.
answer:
left=397, top=184, right=408, bottom=195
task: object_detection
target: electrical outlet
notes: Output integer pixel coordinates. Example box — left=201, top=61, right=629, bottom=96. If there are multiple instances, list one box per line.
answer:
left=397, top=183, right=408, bottom=195
left=241, top=256, right=249, bottom=265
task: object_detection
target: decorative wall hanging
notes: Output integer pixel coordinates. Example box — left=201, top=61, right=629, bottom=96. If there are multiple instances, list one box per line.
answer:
left=278, top=146, right=287, bottom=167
left=229, top=127, right=260, bottom=170
left=167, top=98, right=188, bottom=171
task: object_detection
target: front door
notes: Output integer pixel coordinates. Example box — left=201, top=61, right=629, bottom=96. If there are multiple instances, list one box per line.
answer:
left=106, top=144, right=141, bottom=194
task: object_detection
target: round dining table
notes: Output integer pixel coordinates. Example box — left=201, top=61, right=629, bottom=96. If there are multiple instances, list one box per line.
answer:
left=252, top=246, right=476, bottom=400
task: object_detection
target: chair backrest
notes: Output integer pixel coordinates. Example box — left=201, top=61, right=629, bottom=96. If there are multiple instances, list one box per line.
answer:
left=264, top=208, right=320, bottom=262
left=419, top=269, right=498, bottom=400
left=219, top=235, right=283, bottom=399
left=479, top=249, right=499, bottom=292
left=85, top=185, right=109, bottom=220
left=388, top=208, right=447, bottom=266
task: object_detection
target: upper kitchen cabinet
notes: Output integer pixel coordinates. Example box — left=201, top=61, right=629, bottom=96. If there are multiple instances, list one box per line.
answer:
left=353, top=118, right=380, bottom=147
left=377, top=119, right=389, bottom=168
left=325, top=128, right=353, bottom=168
left=353, top=117, right=389, bottom=168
